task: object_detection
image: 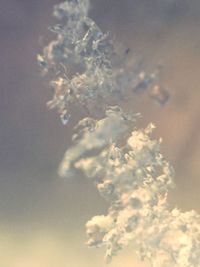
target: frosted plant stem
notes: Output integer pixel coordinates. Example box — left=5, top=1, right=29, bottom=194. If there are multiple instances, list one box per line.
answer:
left=38, top=1, right=200, bottom=266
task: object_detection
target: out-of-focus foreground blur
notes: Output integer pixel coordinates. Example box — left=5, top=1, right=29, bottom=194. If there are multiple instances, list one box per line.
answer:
left=1, top=0, right=200, bottom=266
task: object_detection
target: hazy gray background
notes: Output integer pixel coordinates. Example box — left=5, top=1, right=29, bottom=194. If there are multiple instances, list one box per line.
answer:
left=1, top=0, right=200, bottom=266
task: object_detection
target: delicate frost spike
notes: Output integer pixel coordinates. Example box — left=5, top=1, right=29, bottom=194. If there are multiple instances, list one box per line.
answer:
left=60, top=111, right=71, bottom=125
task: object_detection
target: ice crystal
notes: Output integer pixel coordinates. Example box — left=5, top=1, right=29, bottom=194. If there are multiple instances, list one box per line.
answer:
left=59, top=109, right=200, bottom=266
left=59, top=109, right=176, bottom=263
left=38, top=0, right=165, bottom=124
left=59, top=106, right=139, bottom=177
left=38, top=0, right=200, bottom=266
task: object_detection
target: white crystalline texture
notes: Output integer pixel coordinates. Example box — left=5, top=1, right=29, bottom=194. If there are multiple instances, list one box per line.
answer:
left=38, top=0, right=166, bottom=124
left=59, top=106, right=138, bottom=177
left=39, top=0, right=115, bottom=124
left=59, top=107, right=200, bottom=266
left=39, top=1, right=200, bottom=266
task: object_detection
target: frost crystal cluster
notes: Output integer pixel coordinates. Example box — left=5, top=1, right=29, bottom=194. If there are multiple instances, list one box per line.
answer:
left=38, top=0, right=200, bottom=266
left=39, top=0, right=169, bottom=124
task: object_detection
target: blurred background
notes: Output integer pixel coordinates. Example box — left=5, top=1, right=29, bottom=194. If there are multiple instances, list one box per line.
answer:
left=1, top=0, right=200, bottom=266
